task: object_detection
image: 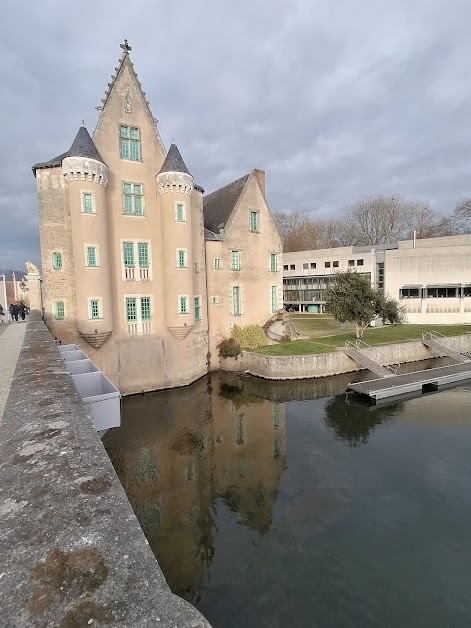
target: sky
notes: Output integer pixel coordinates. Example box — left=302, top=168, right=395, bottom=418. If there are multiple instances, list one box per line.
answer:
left=2, top=0, right=471, bottom=271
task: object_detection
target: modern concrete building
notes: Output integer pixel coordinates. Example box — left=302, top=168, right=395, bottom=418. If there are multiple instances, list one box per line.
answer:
left=32, top=41, right=282, bottom=394
left=283, top=234, right=471, bottom=324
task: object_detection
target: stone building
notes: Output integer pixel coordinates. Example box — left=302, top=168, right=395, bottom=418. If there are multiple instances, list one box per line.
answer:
left=32, top=41, right=282, bottom=394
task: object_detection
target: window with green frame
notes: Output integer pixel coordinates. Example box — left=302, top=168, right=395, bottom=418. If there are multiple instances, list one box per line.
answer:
left=250, top=210, right=260, bottom=232
left=54, top=301, right=65, bottom=320
left=177, top=249, right=187, bottom=268
left=123, top=242, right=134, bottom=267
left=90, top=299, right=100, bottom=319
left=141, top=297, right=151, bottom=320
left=271, top=286, right=277, bottom=312
left=231, top=250, right=240, bottom=271
left=176, top=202, right=186, bottom=222
left=82, top=193, right=93, bottom=213
left=86, top=246, right=97, bottom=267
left=123, top=182, right=143, bottom=215
left=138, top=242, right=149, bottom=267
left=179, top=296, right=188, bottom=314
left=52, top=252, right=62, bottom=269
left=194, top=296, right=201, bottom=321
left=270, top=253, right=277, bottom=272
left=120, top=125, right=141, bottom=161
left=126, top=297, right=137, bottom=321
left=232, top=286, right=240, bottom=315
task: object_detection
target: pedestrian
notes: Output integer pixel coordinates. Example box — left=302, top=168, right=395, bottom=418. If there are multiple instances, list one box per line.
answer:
left=10, top=303, right=19, bottom=322
left=18, top=303, right=26, bottom=321
left=0, top=303, right=4, bottom=322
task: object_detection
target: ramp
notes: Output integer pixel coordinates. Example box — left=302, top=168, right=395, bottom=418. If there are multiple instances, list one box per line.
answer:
left=422, top=331, right=471, bottom=364
left=344, top=339, right=398, bottom=378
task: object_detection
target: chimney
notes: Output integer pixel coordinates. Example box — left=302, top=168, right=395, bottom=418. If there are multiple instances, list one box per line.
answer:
left=253, top=168, right=265, bottom=196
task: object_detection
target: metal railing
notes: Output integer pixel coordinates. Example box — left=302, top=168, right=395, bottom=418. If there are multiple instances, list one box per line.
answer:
left=345, top=339, right=400, bottom=375
left=422, top=331, right=471, bottom=358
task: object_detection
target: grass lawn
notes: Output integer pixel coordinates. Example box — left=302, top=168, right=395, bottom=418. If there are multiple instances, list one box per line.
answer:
left=253, top=314, right=471, bottom=356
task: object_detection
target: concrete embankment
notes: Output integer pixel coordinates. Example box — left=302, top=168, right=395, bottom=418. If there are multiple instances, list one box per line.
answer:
left=0, top=313, right=211, bottom=628
left=220, top=335, right=471, bottom=380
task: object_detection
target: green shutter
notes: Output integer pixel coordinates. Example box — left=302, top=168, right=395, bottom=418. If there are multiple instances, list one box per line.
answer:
left=121, top=138, right=130, bottom=159
left=138, top=243, right=148, bottom=267
left=250, top=211, right=259, bottom=231
left=126, top=297, right=137, bottom=321
left=271, top=286, right=277, bottom=312
left=271, top=253, right=277, bottom=272
left=123, top=242, right=134, bottom=267
left=231, top=250, right=239, bottom=270
left=178, top=250, right=186, bottom=268
left=90, top=299, right=99, bottom=319
left=120, top=125, right=130, bottom=138
left=131, top=139, right=140, bottom=161
left=53, top=252, right=62, bottom=269
left=141, top=297, right=151, bottom=320
left=55, top=301, right=64, bottom=320
left=194, top=297, right=201, bottom=321
left=180, top=296, right=188, bottom=314
left=233, top=286, right=240, bottom=315
left=134, top=195, right=143, bottom=215
left=131, top=127, right=140, bottom=139
left=87, top=247, right=97, bottom=267
left=176, top=203, right=184, bottom=221
left=83, top=193, right=93, bottom=213
left=124, top=194, right=133, bottom=214
left=133, top=184, right=142, bottom=195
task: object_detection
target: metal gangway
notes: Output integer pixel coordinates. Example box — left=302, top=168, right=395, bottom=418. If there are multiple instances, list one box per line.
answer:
left=344, top=339, right=400, bottom=378
left=422, top=331, right=471, bottom=364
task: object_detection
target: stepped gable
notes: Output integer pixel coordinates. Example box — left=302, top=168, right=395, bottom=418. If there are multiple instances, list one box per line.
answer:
left=32, top=125, right=104, bottom=175
left=203, top=174, right=250, bottom=234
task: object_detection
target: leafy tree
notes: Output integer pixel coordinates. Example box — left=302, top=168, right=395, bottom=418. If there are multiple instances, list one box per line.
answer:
left=325, top=270, right=404, bottom=338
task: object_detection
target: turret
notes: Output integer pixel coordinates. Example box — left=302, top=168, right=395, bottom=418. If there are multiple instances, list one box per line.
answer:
left=62, top=125, right=113, bottom=347
left=156, top=143, right=194, bottom=339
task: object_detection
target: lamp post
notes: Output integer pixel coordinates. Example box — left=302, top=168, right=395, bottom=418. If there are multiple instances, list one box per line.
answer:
left=0, top=272, right=6, bottom=318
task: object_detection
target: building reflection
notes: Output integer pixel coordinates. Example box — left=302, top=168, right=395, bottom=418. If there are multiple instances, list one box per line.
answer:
left=103, top=373, right=286, bottom=600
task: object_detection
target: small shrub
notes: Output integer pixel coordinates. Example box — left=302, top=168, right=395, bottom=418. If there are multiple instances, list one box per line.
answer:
left=218, top=337, right=241, bottom=358
left=232, top=324, right=268, bottom=349
left=280, top=334, right=292, bottom=343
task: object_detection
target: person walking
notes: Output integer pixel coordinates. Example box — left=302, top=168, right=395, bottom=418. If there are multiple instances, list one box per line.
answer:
left=0, top=303, right=4, bottom=323
left=10, top=303, right=19, bottom=322
left=18, top=303, right=26, bottom=321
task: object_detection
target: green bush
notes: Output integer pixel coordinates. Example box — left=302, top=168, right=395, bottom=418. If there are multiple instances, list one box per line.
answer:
left=218, top=337, right=241, bottom=358
left=232, top=324, right=268, bottom=349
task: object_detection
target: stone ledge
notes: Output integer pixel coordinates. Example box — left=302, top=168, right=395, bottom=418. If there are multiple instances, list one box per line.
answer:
left=0, top=312, right=211, bottom=627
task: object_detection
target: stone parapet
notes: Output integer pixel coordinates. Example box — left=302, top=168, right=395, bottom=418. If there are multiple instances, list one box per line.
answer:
left=62, top=156, right=109, bottom=187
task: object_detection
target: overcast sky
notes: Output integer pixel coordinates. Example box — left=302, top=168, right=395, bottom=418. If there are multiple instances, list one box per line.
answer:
left=2, top=0, right=471, bottom=271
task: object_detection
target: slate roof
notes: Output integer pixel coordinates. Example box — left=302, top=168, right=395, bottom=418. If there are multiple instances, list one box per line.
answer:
left=32, top=126, right=104, bottom=174
left=203, top=174, right=250, bottom=234
left=157, top=143, right=191, bottom=176
left=204, top=228, right=223, bottom=241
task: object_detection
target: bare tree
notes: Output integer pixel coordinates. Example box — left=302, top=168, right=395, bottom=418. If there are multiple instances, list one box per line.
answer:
left=273, top=210, right=342, bottom=252
left=452, top=198, right=471, bottom=233
left=340, top=196, right=408, bottom=245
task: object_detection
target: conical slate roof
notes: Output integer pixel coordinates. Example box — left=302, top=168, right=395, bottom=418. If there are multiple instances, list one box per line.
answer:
left=158, top=143, right=191, bottom=176
left=32, top=125, right=104, bottom=174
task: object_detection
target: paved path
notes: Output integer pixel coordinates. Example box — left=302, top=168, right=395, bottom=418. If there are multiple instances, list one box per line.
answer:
left=0, top=322, right=27, bottom=420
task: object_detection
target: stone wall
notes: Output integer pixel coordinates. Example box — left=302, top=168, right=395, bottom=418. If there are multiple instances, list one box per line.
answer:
left=221, top=335, right=471, bottom=380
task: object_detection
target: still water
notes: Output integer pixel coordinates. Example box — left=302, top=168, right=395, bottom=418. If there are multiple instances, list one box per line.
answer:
left=103, top=360, right=471, bottom=628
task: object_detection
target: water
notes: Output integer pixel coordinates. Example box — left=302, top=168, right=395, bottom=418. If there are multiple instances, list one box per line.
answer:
left=103, top=359, right=471, bottom=628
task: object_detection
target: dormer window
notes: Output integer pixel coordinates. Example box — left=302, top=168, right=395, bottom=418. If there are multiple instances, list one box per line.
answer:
left=120, top=125, right=141, bottom=161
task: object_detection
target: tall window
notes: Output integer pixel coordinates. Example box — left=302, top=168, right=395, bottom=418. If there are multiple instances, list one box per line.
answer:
left=250, top=211, right=260, bottom=232
left=123, top=242, right=134, bottom=267
left=231, top=250, right=240, bottom=271
left=213, top=258, right=222, bottom=269
left=271, top=286, right=277, bottom=313
left=126, top=297, right=137, bottom=321
left=90, top=299, right=100, bottom=319
left=175, top=202, right=186, bottom=222
left=270, top=253, right=277, bottom=272
left=52, top=252, right=62, bottom=269
left=123, top=183, right=143, bottom=215
left=232, top=286, right=240, bottom=315
left=179, top=296, right=188, bottom=314
left=138, top=242, right=149, bottom=267
left=54, top=301, right=65, bottom=320
left=82, top=193, right=93, bottom=214
left=86, top=247, right=97, bottom=267
left=194, top=296, right=201, bottom=321
left=141, top=297, right=151, bottom=321
left=120, top=125, right=141, bottom=161
left=177, top=249, right=187, bottom=268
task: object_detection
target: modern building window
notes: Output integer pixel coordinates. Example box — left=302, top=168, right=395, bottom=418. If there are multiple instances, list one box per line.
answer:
left=175, top=202, right=186, bottom=222
left=90, top=299, right=100, bottom=319
left=86, top=246, right=97, bottom=267
left=270, top=253, right=278, bottom=272
left=123, top=242, right=134, bottom=267
left=231, top=250, right=240, bottom=271
left=283, top=264, right=288, bottom=271
left=123, top=182, right=143, bottom=215
left=120, top=125, right=141, bottom=161
left=213, top=258, right=222, bottom=269
left=348, top=259, right=355, bottom=267
left=138, top=242, right=149, bottom=267
left=194, top=296, right=201, bottom=321
left=290, top=264, right=295, bottom=270
left=464, top=286, right=471, bottom=297
left=400, top=288, right=420, bottom=299
left=311, top=262, right=316, bottom=269
left=426, top=286, right=458, bottom=298
left=357, top=259, right=364, bottom=266
left=303, top=263, right=308, bottom=270
left=179, top=295, right=189, bottom=314
left=141, top=297, right=151, bottom=321
left=126, top=297, right=137, bottom=321
left=54, top=301, right=65, bottom=320
left=82, top=192, right=93, bottom=214
left=377, top=262, right=384, bottom=290
left=250, top=210, right=260, bottom=232
left=177, top=249, right=188, bottom=269
left=325, top=261, right=331, bottom=268
left=271, top=286, right=277, bottom=312
left=232, top=286, right=240, bottom=315
left=52, top=252, right=62, bottom=269
left=333, top=261, right=339, bottom=268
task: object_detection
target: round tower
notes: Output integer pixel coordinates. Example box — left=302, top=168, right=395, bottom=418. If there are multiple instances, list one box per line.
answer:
left=156, top=143, right=194, bottom=339
left=62, top=125, right=113, bottom=348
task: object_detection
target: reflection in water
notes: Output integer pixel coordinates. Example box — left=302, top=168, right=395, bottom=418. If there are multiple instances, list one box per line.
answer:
left=103, top=373, right=286, bottom=600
